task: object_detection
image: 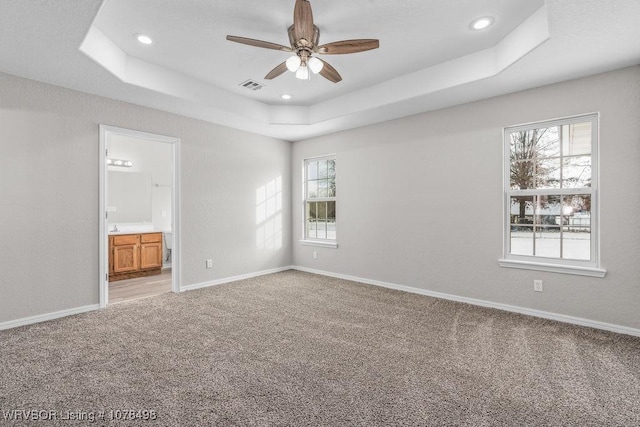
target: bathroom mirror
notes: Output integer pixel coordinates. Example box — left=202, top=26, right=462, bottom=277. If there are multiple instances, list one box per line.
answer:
left=107, top=171, right=152, bottom=223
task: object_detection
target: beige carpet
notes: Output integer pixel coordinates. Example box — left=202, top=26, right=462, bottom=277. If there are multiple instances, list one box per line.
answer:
left=1, top=270, right=639, bottom=426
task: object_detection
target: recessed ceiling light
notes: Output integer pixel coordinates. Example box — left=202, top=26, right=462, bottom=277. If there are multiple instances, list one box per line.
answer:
left=469, top=16, right=495, bottom=31
left=281, top=94, right=292, bottom=100
left=135, top=34, right=153, bottom=45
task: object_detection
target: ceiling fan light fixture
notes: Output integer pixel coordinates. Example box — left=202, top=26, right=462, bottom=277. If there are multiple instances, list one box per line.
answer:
left=286, top=55, right=302, bottom=72
left=308, top=57, right=323, bottom=74
left=296, top=66, right=310, bottom=80
left=226, top=0, right=378, bottom=83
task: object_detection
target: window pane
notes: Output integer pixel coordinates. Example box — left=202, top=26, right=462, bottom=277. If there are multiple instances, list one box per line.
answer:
left=318, top=160, right=328, bottom=179
left=510, top=128, right=560, bottom=159
left=564, top=194, right=591, bottom=216
left=562, top=156, right=591, bottom=188
left=534, top=195, right=561, bottom=258
left=536, top=158, right=561, bottom=189
left=536, top=194, right=561, bottom=229
left=509, top=131, right=527, bottom=160
left=318, top=180, right=328, bottom=198
left=316, top=201, right=327, bottom=239
left=306, top=201, right=317, bottom=238
left=327, top=201, right=336, bottom=239
left=509, top=130, right=534, bottom=158
left=562, top=195, right=591, bottom=260
left=307, top=220, right=317, bottom=238
left=511, top=225, right=534, bottom=256
left=536, top=195, right=561, bottom=218
left=307, top=161, right=318, bottom=180
left=510, top=196, right=534, bottom=255
left=537, top=127, right=560, bottom=158
left=307, top=180, right=317, bottom=198
left=327, top=223, right=336, bottom=239
left=510, top=196, right=534, bottom=226
left=534, top=229, right=560, bottom=258
left=316, top=220, right=327, bottom=239
left=562, top=227, right=590, bottom=260
left=510, top=160, right=535, bottom=190
left=328, top=160, right=336, bottom=178
left=318, top=201, right=327, bottom=220
left=307, top=201, right=317, bottom=220
left=327, top=201, right=336, bottom=220
left=563, top=122, right=591, bottom=156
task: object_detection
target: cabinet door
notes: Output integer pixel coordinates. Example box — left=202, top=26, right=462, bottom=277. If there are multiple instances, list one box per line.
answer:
left=113, top=244, right=139, bottom=273
left=140, top=242, right=162, bottom=270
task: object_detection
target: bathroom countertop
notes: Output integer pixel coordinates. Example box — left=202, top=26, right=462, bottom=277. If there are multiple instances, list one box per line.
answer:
left=108, top=230, right=171, bottom=236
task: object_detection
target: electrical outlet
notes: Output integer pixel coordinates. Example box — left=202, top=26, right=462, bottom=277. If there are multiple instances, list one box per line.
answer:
left=206, top=259, right=213, bottom=269
left=534, top=280, right=543, bottom=292
left=313, top=251, right=318, bottom=259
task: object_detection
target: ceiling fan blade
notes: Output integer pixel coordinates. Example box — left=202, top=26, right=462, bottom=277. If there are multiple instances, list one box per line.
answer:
left=226, top=35, right=292, bottom=52
left=317, top=59, right=342, bottom=83
left=293, top=0, right=314, bottom=44
left=264, top=62, right=289, bottom=80
left=317, top=39, right=379, bottom=55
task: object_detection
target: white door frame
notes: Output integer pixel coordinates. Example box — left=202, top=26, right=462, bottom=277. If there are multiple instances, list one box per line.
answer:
left=99, top=125, right=181, bottom=308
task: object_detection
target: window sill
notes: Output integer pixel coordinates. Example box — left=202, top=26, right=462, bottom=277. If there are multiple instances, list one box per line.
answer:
left=498, top=259, right=606, bottom=278
left=299, top=240, right=338, bottom=249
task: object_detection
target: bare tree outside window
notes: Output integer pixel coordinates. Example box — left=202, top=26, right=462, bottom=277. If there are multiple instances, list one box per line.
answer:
left=510, top=127, right=558, bottom=222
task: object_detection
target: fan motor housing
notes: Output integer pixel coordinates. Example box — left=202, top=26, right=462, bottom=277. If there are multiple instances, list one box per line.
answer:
left=288, top=25, right=320, bottom=51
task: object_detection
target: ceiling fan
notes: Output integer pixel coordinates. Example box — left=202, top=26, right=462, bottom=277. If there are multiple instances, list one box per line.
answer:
left=226, top=0, right=379, bottom=83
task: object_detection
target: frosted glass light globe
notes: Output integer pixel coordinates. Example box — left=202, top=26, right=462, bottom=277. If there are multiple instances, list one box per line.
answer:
left=296, top=66, right=310, bottom=80
left=308, top=57, right=324, bottom=74
left=286, top=55, right=302, bottom=72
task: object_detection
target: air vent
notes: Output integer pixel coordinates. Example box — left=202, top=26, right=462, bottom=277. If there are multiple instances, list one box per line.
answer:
left=239, top=79, right=265, bottom=91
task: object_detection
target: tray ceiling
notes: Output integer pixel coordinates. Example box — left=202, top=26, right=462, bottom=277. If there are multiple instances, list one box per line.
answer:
left=1, top=0, right=639, bottom=141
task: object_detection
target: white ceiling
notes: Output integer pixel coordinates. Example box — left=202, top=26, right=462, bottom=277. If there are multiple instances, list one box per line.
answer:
left=1, top=0, right=639, bottom=141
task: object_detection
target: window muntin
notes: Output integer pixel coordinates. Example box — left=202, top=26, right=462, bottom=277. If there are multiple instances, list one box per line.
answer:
left=504, top=115, right=598, bottom=267
left=304, top=156, right=336, bottom=241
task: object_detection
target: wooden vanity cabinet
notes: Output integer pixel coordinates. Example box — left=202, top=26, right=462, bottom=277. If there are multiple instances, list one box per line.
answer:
left=112, top=234, right=139, bottom=274
left=109, top=232, right=163, bottom=281
left=140, top=233, right=163, bottom=270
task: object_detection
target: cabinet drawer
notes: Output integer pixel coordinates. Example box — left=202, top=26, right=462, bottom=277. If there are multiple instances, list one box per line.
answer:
left=141, top=232, right=162, bottom=243
left=113, top=234, right=139, bottom=246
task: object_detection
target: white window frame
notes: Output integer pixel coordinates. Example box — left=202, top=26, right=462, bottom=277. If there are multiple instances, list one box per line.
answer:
left=498, top=113, right=606, bottom=277
left=300, top=154, right=337, bottom=248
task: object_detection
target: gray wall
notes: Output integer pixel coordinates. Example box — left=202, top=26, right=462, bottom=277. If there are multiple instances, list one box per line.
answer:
left=0, top=72, right=291, bottom=323
left=292, top=66, right=640, bottom=330
left=2, top=66, right=639, bottom=331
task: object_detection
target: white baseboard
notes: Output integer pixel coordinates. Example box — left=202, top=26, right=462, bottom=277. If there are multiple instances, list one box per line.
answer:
left=293, top=266, right=640, bottom=338
left=4, top=267, right=637, bottom=339
left=181, top=266, right=294, bottom=292
left=0, top=304, right=100, bottom=331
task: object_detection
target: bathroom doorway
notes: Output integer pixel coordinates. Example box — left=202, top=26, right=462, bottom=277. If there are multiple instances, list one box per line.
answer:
left=99, top=125, right=180, bottom=307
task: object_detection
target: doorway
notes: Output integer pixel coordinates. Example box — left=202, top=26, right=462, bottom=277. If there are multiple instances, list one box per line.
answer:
left=99, top=125, right=181, bottom=307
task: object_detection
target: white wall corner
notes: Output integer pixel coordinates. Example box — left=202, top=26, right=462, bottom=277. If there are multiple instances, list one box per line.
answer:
left=180, top=266, right=295, bottom=292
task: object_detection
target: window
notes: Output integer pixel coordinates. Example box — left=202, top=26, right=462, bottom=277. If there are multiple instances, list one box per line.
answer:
left=302, top=155, right=336, bottom=246
left=500, top=114, right=605, bottom=277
